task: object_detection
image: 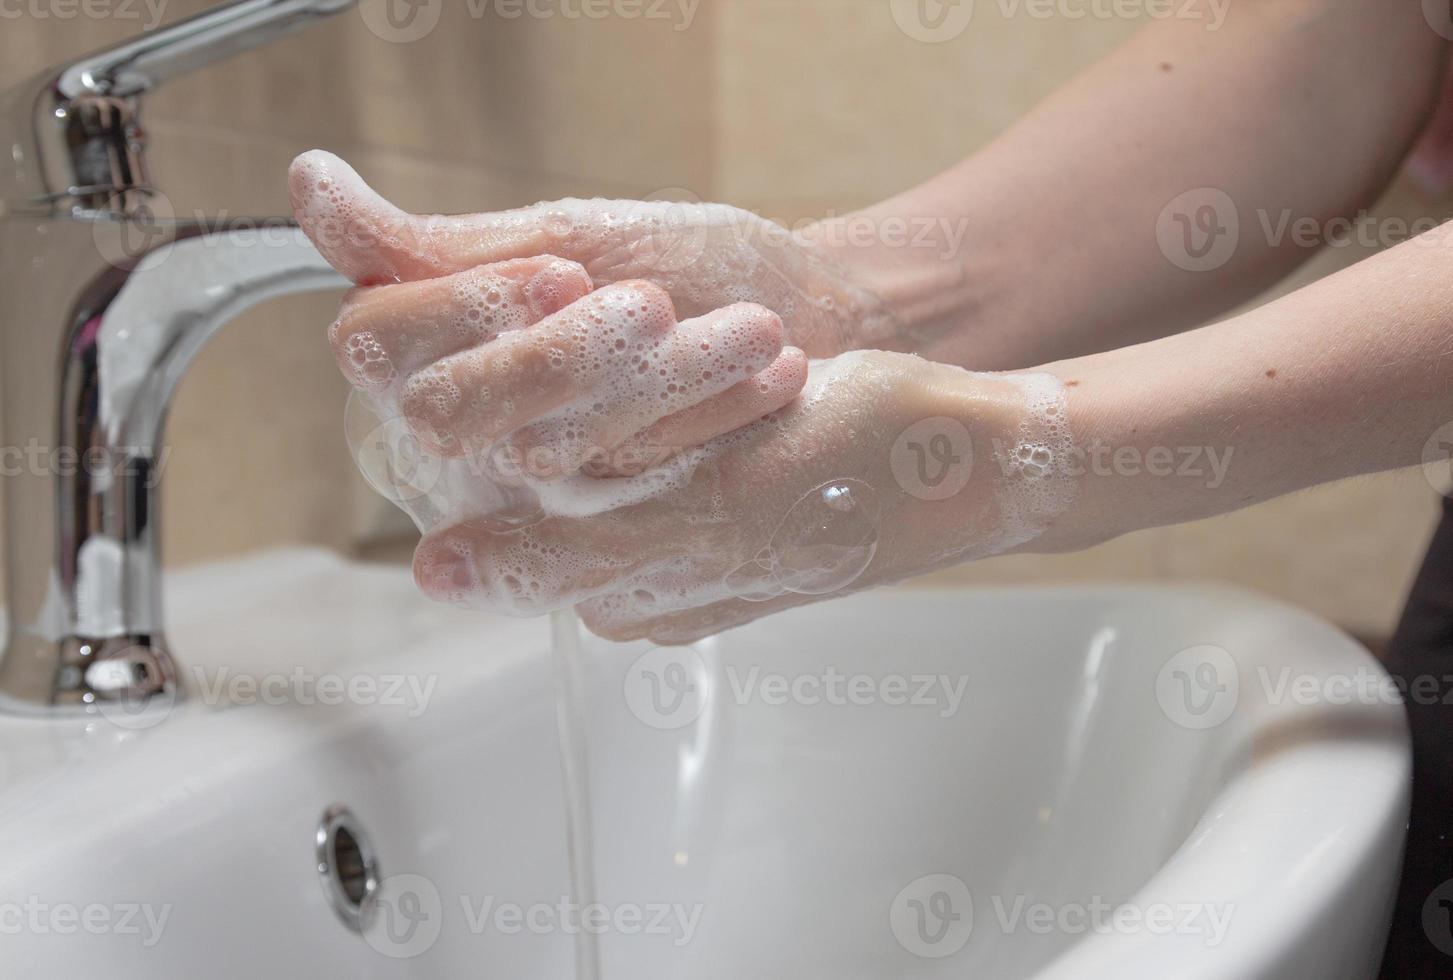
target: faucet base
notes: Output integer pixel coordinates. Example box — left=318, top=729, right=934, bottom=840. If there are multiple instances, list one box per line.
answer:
left=0, top=633, right=180, bottom=712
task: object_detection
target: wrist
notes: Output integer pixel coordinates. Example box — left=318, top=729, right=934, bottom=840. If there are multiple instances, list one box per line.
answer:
left=1019, top=347, right=1194, bottom=554
left=800, top=211, right=978, bottom=360
left=886, top=356, right=1089, bottom=564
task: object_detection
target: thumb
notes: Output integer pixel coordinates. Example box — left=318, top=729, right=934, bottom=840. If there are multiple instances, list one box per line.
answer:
left=289, top=150, right=560, bottom=285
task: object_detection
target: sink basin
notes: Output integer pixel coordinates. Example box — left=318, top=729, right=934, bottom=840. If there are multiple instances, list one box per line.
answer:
left=0, top=549, right=1409, bottom=978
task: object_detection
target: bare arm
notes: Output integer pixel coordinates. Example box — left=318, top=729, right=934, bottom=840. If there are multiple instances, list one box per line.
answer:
left=1028, top=222, right=1453, bottom=552
left=826, top=0, right=1448, bottom=368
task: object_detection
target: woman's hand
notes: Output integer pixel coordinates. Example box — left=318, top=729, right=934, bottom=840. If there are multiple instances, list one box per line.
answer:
left=326, top=260, right=809, bottom=483
left=411, top=351, right=1078, bottom=644
left=290, top=150, right=896, bottom=360
left=291, top=151, right=1079, bottom=644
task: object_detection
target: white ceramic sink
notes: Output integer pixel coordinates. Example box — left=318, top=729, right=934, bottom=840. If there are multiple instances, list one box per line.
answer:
left=0, top=549, right=1409, bottom=978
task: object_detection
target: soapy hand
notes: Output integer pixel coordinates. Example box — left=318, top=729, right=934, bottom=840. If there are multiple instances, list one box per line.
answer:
left=291, top=151, right=1077, bottom=644
left=409, top=351, right=1077, bottom=644
left=289, top=150, right=893, bottom=359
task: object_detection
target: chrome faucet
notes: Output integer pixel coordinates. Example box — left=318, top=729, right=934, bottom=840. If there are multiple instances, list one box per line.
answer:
left=0, top=0, right=356, bottom=712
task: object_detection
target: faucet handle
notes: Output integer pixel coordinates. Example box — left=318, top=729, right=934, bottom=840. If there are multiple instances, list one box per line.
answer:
left=58, top=0, right=357, bottom=99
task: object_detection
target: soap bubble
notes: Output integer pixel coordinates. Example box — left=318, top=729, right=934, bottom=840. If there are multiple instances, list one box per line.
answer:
left=724, top=479, right=881, bottom=601
left=771, top=480, right=881, bottom=595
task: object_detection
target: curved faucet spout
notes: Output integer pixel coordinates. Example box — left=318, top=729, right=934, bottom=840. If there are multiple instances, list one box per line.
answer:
left=0, top=219, right=347, bottom=709
left=0, top=0, right=358, bottom=714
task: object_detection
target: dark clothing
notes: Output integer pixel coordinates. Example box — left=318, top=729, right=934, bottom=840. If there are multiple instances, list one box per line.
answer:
left=1380, top=493, right=1453, bottom=976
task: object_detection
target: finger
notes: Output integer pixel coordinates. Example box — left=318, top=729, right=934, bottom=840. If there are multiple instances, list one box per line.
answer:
left=576, top=588, right=814, bottom=645
left=400, top=286, right=783, bottom=465
left=412, top=508, right=712, bottom=616
left=328, top=256, right=592, bottom=391
left=595, top=347, right=808, bottom=477
left=291, top=150, right=577, bottom=285
left=503, top=303, right=786, bottom=479
left=399, top=280, right=676, bottom=456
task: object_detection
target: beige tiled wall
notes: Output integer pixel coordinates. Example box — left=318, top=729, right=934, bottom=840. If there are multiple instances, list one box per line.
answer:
left=0, top=1, right=1441, bottom=637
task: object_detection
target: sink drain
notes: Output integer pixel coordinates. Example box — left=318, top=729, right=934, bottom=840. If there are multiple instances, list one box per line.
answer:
left=316, top=805, right=379, bottom=932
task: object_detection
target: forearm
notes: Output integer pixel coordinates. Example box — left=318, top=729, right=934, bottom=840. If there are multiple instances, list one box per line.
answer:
left=823, top=0, right=1445, bottom=369
left=1026, top=222, right=1453, bottom=552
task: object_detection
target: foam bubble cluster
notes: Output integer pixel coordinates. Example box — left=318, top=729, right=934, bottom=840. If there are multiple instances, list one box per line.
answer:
left=413, top=516, right=636, bottom=615
left=983, top=371, right=1077, bottom=556
left=303, top=148, right=1081, bottom=634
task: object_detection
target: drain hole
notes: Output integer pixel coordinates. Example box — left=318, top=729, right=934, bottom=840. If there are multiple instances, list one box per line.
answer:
left=331, top=825, right=370, bottom=905
left=316, top=805, right=379, bottom=933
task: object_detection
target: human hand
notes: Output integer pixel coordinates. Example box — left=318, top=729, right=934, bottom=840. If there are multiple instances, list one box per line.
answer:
left=289, top=149, right=895, bottom=360
left=408, top=350, right=1078, bottom=644
left=291, top=152, right=1077, bottom=644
